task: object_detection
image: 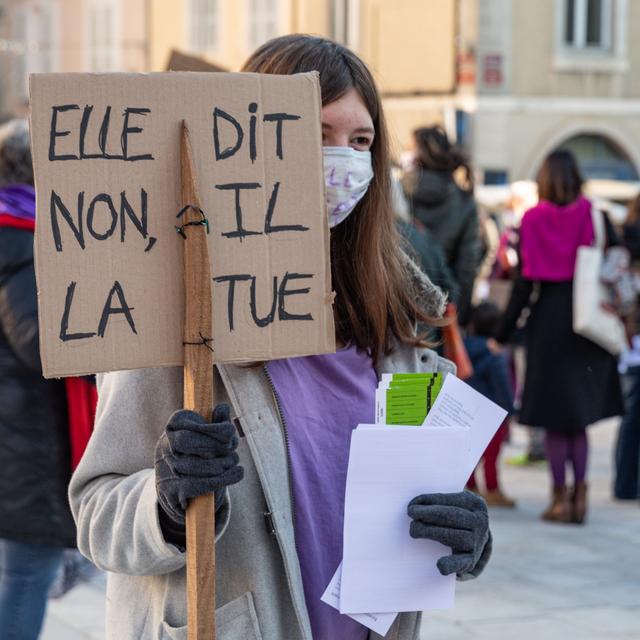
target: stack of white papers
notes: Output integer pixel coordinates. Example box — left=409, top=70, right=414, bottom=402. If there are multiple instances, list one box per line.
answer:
left=321, top=374, right=507, bottom=636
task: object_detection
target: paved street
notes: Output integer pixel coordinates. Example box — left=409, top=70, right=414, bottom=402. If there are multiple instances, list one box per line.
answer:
left=42, top=418, right=639, bottom=640
left=422, top=418, right=640, bottom=640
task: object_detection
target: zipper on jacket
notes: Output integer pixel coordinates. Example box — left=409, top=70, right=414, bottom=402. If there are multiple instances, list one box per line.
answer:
left=262, top=365, right=298, bottom=543
left=218, top=364, right=311, bottom=638
left=263, top=365, right=313, bottom=638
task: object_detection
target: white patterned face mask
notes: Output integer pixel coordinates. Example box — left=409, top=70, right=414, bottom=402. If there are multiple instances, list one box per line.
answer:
left=323, top=146, right=374, bottom=228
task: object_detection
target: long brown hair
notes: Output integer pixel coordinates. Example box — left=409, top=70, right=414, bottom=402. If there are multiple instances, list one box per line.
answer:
left=413, top=125, right=474, bottom=194
left=536, top=150, right=583, bottom=206
left=242, top=35, right=439, bottom=363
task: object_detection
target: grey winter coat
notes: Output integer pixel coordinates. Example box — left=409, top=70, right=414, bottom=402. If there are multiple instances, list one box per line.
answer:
left=402, top=170, right=481, bottom=325
left=69, top=267, right=456, bottom=640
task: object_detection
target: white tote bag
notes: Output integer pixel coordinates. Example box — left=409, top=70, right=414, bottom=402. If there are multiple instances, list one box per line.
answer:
left=573, top=207, right=626, bottom=355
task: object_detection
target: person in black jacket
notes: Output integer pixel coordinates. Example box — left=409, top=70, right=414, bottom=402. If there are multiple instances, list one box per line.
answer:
left=402, top=126, right=481, bottom=325
left=0, top=119, right=76, bottom=640
left=615, top=193, right=640, bottom=500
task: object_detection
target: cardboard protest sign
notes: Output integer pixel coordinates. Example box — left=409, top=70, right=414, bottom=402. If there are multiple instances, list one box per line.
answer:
left=30, top=72, right=335, bottom=377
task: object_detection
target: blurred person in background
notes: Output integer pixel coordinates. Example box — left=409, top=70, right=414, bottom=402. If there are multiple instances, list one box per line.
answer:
left=392, top=164, right=459, bottom=310
left=395, top=216, right=458, bottom=312
left=614, top=192, right=640, bottom=501
left=495, top=150, right=623, bottom=524
left=465, top=302, right=516, bottom=507
left=490, top=185, right=547, bottom=466
left=402, top=125, right=481, bottom=326
left=0, top=120, right=77, bottom=639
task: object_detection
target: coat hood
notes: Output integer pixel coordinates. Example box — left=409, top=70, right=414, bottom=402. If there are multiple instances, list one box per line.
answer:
left=402, top=169, right=455, bottom=207
left=401, top=251, right=448, bottom=319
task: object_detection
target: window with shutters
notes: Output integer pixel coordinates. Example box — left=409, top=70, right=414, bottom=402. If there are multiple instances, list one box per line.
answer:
left=555, top=0, right=629, bottom=71
left=189, top=0, right=219, bottom=53
left=12, top=1, right=57, bottom=100
left=563, top=0, right=612, bottom=51
left=86, top=0, right=119, bottom=71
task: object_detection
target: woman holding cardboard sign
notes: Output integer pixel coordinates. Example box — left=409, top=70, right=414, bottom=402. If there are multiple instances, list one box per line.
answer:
left=70, top=36, right=492, bottom=640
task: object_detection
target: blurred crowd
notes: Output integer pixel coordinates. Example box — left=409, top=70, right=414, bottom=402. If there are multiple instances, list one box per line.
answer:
left=395, top=123, right=640, bottom=522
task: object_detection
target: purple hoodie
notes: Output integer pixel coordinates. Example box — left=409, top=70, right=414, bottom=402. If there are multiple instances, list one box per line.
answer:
left=519, top=195, right=594, bottom=281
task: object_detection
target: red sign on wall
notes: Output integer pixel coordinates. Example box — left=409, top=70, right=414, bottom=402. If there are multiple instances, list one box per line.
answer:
left=482, top=54, right=503, bottom=87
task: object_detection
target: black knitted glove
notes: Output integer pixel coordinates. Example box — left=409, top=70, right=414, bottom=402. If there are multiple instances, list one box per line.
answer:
left=408, top=490, right=492, bottom=580
left=155, top=404, right=244, bottom=534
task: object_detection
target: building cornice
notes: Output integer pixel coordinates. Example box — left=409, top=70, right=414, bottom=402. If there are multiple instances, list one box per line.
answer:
left=476, top=95, right=640, bottom=115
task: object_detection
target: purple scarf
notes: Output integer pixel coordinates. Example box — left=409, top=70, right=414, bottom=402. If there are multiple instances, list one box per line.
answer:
left=0, top=184, right=36, bottom=221
left=519, top=196, right=594, bottom=281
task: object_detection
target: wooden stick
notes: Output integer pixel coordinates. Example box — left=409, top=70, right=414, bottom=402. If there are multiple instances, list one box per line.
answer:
left=180, top=121, right=216, bottom=640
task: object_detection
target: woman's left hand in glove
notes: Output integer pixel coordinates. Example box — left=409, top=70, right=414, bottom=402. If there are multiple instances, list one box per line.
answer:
left=408, top=490, right=492, bottom=580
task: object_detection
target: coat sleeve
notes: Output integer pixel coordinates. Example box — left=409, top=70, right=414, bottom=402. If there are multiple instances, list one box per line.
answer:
left=603, top=211, right=620, bottom=248
left=0, top=257, right=41, bottom=372
left=403, top=222, right=459, bottom=306
left=452, top=199, right=481, bottom=325
left=495, top=271, right=533, bottom=344
left=68, top=366, right=231, bottom=576
left=623, top=223, right=640, bottom=260
left=488, top=354, right=515, bottom=414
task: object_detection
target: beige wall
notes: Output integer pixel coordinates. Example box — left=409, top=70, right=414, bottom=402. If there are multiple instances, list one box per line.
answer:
left=149, top=0, right=457, bottom=89
left=120, top=0, right=148, bottom=72
left=358, top=0, right=456, bottom=95
left=57, top=0, right=84, bottom=71
left=474, top=102, right=640, bottom=181
left=472, top=0, right=640, bottom=182
left=0, top=0, right=148, bottom=75
left=358, top=0, right=460, bottom=155
left=381, top=95, right=469, bottom=159
left=507, top=0, right=640, bottom=99
left=144, top=0, right=459, bottom=153
left=292, top=0, right=331, bottom=36
left=56, top=0, right=147, bottom=73
left=383, top=103, right=446, bottom=159
left=0, top=0, right=149, bottom=116
left=0, top=4, right=11, bottom=118
left=149, top=0, right=186, bottom=71
left=148, top=0, right=333, bottom=72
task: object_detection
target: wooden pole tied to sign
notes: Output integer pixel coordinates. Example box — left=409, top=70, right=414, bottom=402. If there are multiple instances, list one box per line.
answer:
left=180, top=121, right=217, bottom=640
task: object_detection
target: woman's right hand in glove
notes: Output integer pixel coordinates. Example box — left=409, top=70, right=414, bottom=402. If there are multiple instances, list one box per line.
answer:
left=154, top=403, right=244, bottom=535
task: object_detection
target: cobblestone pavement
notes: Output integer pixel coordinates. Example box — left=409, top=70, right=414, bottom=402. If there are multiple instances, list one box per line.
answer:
left=42, top=419, right=639, bottom=640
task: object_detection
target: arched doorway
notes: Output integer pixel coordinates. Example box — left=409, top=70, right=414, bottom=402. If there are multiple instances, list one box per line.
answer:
left=556, top=133, right=639, bottom=181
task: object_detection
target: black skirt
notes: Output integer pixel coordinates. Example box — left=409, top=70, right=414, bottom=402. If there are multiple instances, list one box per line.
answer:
left=519, top=281, right=624, bottom=431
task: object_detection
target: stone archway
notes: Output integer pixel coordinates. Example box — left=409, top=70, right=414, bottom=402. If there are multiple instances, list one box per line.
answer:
left=526, top=123, right=640, bottom=182
left=559, top=134, right=639, bottom=181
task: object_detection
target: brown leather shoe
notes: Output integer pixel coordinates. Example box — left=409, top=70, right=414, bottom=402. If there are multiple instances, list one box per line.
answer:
left=482, top=489, right=517, bottom=508
left=570, top=482, right=588, bottom=524
left=541, top=485, right=571, bottom=523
